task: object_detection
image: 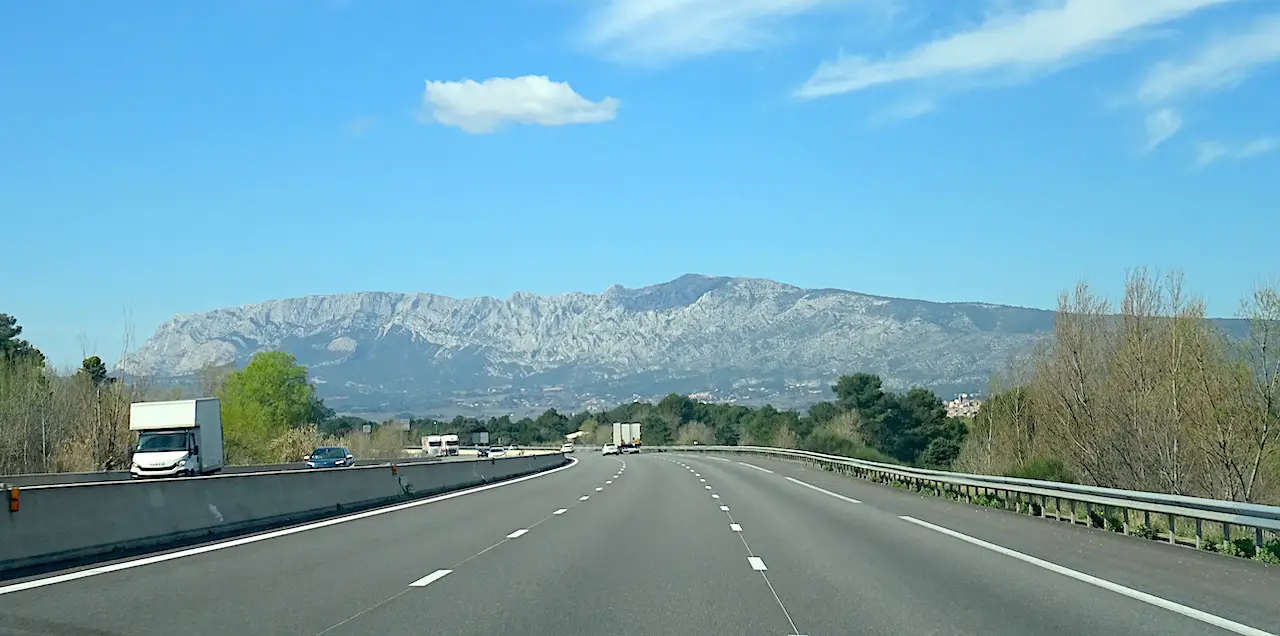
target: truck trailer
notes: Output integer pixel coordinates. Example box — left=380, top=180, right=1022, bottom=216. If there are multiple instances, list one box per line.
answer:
left=612, top=422, right=642, bottom=454
left=129, top=398, right=225, bottom=479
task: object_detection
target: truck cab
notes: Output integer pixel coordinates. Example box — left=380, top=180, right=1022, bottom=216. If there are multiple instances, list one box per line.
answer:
left=442, top=434, right=460, bottom=456
left=130, top=398, right=224, bottom=479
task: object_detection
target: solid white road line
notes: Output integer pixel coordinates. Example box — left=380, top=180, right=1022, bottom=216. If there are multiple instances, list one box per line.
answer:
left=737, top=461, right=775, bottom=474
left=553, top=508, right=567, bottom=515
left=708, top=457, right=730, bottom=462
left=899, top=516, right=1276, bottom=636
left=580, top=495, right=590, bottom=501
left=506, top=529, right=529, bottom=539
left=785, top=476, right=861, bottom=504
left=410, top=569, right=452, bottom=587
left=730, top=523, right=743, bottom=532
left=748, top=556, right=768, bottom=571
left=0, top=456, right=581, bottom=596
left=720, top=505, right=730, bottom=512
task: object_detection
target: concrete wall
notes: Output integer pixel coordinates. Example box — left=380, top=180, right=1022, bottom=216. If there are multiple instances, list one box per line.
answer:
left=0, top=454, right=566, bottom=575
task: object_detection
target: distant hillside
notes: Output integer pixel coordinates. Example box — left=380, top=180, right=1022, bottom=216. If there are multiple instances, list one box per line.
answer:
left=117, top=274, right=1249, bottom=417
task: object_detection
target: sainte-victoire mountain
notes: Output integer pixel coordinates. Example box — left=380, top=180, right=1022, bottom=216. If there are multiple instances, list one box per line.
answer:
left=119, top=275, right=1057, bottom=417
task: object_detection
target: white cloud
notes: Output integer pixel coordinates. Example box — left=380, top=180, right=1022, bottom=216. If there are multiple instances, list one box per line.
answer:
left=867, top=96, right=936, bottom=125
left=1195, top=136, right=1276, bottom=166
left=1238, top=136, right=1278, bottom=158
left=796, top=0, right=1239, bottom=99
left=1144, top=108, right=1181, bottom=150
left=1195, top=140, right=1230, bottom=165
left=420, top=76, right=620, bottom=134
left=580, top=0, right=862, bottom=62
left=1136, top=14, right=1280, bottom=104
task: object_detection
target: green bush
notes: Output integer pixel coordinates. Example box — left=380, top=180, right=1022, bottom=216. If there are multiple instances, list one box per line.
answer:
left=1255, top=538, right=1280, bottom=563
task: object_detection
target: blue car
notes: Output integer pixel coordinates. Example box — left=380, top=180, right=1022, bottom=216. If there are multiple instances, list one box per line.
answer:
left=305, top=446, right=355, bottom=468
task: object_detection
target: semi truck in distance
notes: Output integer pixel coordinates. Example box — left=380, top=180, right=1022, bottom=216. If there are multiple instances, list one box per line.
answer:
left=129, top=398, right=225, bottom=479
left=612, top=422, right=642, bottom=454
left=442, top=434, right=460, bottom=456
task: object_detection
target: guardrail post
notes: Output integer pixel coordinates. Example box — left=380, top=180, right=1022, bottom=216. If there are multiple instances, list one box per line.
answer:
left=1167, top=514, right=1176, bottom=544
left=1122, top=508, right=1129, bottom=534
left=1195, top=518, right=1203, bottom=549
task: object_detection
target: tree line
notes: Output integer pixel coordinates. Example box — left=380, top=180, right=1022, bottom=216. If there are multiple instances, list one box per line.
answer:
left=956, top=269, right=1280, bottom=505
left=1, top=267, right=1276, bottom=506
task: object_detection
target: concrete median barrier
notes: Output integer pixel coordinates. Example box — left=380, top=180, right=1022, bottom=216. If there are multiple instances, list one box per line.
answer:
left=0, top=454, right=567, bottom=577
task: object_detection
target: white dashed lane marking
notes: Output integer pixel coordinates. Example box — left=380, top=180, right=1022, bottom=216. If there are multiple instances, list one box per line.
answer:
left=409, top=570, right=452, bottom=587
left=506, top=529, right=529, bottom=539
left=785, top=476, right=861, bottom=504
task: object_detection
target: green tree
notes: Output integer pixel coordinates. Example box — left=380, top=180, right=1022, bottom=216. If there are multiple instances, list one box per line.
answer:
left=218, top=351, right=321, bottom=464
left=78, top=356, right=109, bottom=385
left=833, top=373, right=888, bottom=413
left=641, top=412, right=673, bottom=445
left=657, top=393, right=696, bottom=425
left=0, top=314, right=45, bottom=366
left=535, top=408, right=571, bottom=439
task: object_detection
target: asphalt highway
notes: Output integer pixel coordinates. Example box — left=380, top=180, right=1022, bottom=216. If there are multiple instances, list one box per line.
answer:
left=0, top=451, right=1277, bottom=636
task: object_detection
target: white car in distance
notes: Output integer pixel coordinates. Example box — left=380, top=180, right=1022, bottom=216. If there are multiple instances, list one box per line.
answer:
left=560, top=442, right=574, bottom=454
left=601, top=443, right=619, bottom=456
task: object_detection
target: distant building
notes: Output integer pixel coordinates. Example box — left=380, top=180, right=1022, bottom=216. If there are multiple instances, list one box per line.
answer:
left=945, top=395, right=982, bottom=418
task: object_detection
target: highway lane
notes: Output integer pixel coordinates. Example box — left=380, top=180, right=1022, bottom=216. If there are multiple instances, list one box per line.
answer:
left=326, top=448, right=801, bottom=636
left=673, top=452, right=1280, bottom=635
left=0, top=453, right=613, bottom=636
left=2, top=450, right=1277, bottom=635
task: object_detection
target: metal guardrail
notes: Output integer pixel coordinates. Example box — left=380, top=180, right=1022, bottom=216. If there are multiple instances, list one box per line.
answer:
left=653, top=445, right=1280, bottom=553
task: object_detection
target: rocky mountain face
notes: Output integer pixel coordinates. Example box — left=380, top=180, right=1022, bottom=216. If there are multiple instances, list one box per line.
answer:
left=118, top=275, right=1060, bottom=417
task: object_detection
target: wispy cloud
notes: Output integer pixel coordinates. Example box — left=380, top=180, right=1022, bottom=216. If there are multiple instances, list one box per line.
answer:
left=1238, top=136, right=1278, bottom=158
left=1195, top=136, right=1277, bottom=166
left=867, top=96, right=936, bottom=126
left=345, top=116, right=377, bottom=137
left=1144, top=108, right=1182, bottom=150
left=579, top=0, right=877, bottom=63
left=419, top=76, right=619, bottom=134
left=1135, top=13, right=1280, bottom=104
left=796, top=0, right=1239, bottom=100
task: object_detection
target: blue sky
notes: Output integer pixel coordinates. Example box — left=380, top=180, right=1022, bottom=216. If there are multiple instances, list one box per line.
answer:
left=3, top=0, right=1278, bottom=368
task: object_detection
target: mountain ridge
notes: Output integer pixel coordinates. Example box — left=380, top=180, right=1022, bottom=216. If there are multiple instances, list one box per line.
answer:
left=117, top=274, right=1085, bottom=416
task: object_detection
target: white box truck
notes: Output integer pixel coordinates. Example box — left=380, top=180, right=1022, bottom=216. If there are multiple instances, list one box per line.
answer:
left=424, top=435, right=445, bottom=457
left=129, top=398, right=224, bottom=479
left=612, top=422, right=642, bottom=454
